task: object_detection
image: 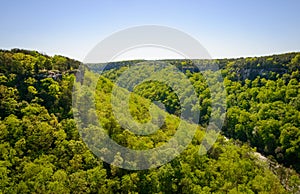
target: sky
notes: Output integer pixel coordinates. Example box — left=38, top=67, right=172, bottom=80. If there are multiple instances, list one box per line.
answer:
left=1, top=0, right=300, bottom=61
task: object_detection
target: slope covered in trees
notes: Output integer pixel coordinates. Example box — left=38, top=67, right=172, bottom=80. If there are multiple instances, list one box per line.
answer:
left=0, top=49, right=299, bottom=193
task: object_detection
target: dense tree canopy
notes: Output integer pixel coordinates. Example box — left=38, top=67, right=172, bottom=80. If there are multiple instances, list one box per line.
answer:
left=0, top=49, right=299, bottom=193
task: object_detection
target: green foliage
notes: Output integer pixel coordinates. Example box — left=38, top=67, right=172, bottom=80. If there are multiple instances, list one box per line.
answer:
left=0, top=49, right=299, bottom=193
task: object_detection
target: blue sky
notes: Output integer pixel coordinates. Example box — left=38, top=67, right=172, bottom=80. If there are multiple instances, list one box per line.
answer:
left=1, top=0, right=300, bottom=61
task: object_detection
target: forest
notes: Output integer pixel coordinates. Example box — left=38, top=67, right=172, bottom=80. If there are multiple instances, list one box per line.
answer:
left=0, top=48, right=300, bottom=193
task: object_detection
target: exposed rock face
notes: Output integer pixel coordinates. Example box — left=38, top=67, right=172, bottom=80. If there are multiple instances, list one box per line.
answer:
left=237, top=67, right=288, bottom=80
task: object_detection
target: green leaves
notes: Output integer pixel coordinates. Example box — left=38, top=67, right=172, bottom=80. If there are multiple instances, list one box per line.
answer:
left=0, top=49, right=299, bottom=193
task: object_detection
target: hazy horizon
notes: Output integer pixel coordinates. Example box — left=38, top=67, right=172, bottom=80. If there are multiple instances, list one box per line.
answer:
left=4, top=47, right=300, bottom=63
